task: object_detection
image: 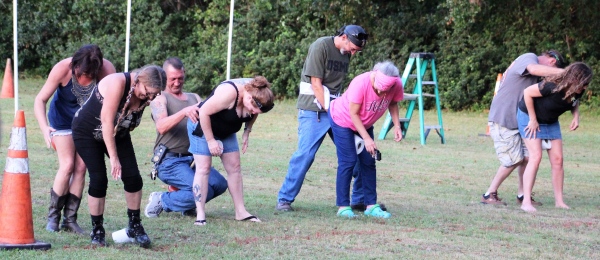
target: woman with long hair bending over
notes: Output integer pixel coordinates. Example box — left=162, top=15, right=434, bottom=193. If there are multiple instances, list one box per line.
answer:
left=188, top=76, right=274, bottom=225
left=34, top=44, right=115, bottom=234
left=518, top=62, right=592, bottom=212
left=72, top=65, right=166, bottom=247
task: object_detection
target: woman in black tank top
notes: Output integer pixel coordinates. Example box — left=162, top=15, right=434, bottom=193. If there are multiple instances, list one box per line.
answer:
left=72, top=65, right=166, bottom=247
left=188, top=76, right=274, bottom=225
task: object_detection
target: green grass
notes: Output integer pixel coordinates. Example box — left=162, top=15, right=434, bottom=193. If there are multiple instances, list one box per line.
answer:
left=0, top=79, right=599, bottom=259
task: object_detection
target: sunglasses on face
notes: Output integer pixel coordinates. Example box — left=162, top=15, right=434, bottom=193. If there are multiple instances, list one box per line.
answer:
left=546, top=51, right=563, bottom=67
left=347, top=32, right=369, bottom=48
left=253, top=97, right=274, bottom=113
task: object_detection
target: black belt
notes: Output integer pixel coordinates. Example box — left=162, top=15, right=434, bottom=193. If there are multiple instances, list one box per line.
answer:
left=164, top=152, right=192, bottom=158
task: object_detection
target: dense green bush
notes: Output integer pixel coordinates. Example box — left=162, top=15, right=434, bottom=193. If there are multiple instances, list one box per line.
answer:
left=1, top=0, right=599, bottom=110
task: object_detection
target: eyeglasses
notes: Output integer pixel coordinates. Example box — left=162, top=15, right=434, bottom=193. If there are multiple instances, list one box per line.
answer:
left=141, top=84, right=161, bottom=100
left=253, top=97, right=274, bottom=113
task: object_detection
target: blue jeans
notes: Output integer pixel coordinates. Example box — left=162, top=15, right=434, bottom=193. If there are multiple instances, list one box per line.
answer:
left=277, top=109, right=361, bottom=204
left=351, top=161, right=363, bottom=205
left=330, top=115, right=377, bottom=206
left=157, top=156, right=228, bottom=212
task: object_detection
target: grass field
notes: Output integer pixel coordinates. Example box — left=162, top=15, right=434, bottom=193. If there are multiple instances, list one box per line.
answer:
left=0, top=78, right=599, bottom=259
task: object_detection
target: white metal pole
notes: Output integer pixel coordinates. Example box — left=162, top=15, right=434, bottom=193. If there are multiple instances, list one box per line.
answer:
left=13, top=0, right=18, bottom=113
left=226, top=0, right=234, bottom=80
left=125, top=0, right=131, bottom=72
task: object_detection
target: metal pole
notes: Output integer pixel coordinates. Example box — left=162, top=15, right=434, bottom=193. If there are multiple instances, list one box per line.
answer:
left=226, top=0, right=234, bottom=80
left=13, top=0, right=18, bottom=113
left=125, top=0, right=131, bottom=72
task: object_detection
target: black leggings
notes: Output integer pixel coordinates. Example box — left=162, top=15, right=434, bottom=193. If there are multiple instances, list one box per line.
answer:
left=73, top=133, right=143, bottom=198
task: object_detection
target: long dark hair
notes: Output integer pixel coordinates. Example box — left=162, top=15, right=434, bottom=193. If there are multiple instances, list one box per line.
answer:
left=70, top=44, right=104, bottom=79
left=543, top=62, right=592, bottom=100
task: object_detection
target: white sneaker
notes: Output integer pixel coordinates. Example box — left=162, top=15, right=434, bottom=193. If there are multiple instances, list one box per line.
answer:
left=144, top=192, right=163, bottom=218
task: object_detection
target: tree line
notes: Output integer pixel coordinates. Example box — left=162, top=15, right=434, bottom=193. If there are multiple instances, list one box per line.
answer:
left=1, top=0, right=599, bottom=110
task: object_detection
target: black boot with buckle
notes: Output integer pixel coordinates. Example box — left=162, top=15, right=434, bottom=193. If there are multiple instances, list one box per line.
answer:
left=126, top=209, right=151, bottom=248
left=90, top=215, right=106, bottom=247
left=61, top=193, right=86, bottom=235
left=46, top=188, right=68, bottom=232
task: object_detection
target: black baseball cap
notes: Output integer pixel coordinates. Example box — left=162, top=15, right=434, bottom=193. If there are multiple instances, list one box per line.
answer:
left=338, top=25, right=368, bottom=48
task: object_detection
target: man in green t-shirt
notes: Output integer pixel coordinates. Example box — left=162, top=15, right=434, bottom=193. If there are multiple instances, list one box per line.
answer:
left=276, top=25, right=368, bottom=211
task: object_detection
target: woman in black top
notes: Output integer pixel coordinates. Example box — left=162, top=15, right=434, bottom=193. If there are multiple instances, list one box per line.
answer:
left=72, top=65, right=166, bottom=247
left=187, top=76, right=274, bottom=225
left=517, top=62, right=592, bottom=213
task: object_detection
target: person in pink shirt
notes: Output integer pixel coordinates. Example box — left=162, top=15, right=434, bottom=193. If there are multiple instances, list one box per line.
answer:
left=329, top=61, right=403, bottom=218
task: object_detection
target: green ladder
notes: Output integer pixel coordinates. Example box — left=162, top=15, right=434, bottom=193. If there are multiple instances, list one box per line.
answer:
left=378, top=52, right=445, bottom=145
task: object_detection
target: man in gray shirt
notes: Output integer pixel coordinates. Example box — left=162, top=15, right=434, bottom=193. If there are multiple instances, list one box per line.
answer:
left=481, top=51, right=565, bottom=205
left=276, top=25, right=368, bottom=211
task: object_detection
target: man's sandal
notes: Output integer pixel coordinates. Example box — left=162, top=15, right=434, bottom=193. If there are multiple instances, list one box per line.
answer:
left=194, top=220, right=206, bottom=226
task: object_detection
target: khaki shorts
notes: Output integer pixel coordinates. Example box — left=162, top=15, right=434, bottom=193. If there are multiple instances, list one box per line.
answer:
left=489, top=122, right=527, bottom=167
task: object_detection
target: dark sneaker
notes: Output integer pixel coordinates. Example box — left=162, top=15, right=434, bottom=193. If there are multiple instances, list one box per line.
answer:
left=127, top=222, right=151, bottom=248
left=350, top=203, right=366, bottom=211
left=181, top=208, right=196, bottom=217
left=481, top=192, right=507, bottom=205
left=144, top=192, right=163, bottom=218
left=517, top=194, right=543, bottom=206
left=275, top=201, right=294, bottom=211
left=90, top=225, right=106, bottom=247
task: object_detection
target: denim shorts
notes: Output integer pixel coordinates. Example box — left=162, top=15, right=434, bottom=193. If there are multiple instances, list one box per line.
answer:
left=50, top=129, right=72, bottom=137
left=517, top=109, right=562, bottom=140
left=187, top=120, right=239, bottom=156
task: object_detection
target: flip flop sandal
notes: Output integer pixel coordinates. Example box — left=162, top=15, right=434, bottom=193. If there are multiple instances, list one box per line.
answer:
left=237, top=215, right=260, bottom=222
left=337, top=206, right=357, bottom=218
left=364, top=204, right=391, bottom=219
left=194, top=220, right=206, bottom=226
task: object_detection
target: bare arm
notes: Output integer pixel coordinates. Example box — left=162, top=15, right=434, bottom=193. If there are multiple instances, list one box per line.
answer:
left=98, top=59, right=117, bottom=80
left=310, top=77, right=327, bottom=111
left=33, top=58, right=71, bottom=148
left=150, top=93, right=201, bottom=135
left=570, top=101, right=580, bottom=131
left=198, top=85, right=237, bottom=156
left=241, top=114, right=258, bottom=154
left=522, top=83, right=543, bottom=139
left=388, top=101, right=403, bottom=142
left=99, top=73, right=126, bottom=179
left=526, top=64, right=564, bottom=77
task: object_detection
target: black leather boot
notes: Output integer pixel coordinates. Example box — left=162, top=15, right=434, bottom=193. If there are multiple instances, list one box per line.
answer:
left=46, top=188, right=68, bottom=232
left=90, top=216, right=106, bottom=247
left=61, top=193, right=86, bottom=235
left=126, top=209, right=151, bottom=248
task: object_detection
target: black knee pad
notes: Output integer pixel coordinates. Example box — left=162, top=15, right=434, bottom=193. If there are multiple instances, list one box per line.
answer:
left=88, top=173, right=108, bottom=198
left=122, top=174, right=143, bottom=193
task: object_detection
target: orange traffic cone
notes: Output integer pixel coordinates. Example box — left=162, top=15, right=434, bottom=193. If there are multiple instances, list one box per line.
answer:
left=0, top=110, right=51, bottom=250
left=1, top=58, right=14, bottom=99
left=483, top=73, right=503, bottom=136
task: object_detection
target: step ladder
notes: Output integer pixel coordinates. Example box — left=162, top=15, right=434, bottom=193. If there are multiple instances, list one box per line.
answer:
left=378, top=52, right=445, bottom=145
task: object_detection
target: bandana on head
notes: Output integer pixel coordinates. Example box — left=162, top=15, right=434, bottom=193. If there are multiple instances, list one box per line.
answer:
left=374, top=70, right=400, bottom=92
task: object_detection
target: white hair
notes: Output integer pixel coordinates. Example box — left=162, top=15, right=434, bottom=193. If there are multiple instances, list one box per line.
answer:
left=373, top=61, right=400, bottom=77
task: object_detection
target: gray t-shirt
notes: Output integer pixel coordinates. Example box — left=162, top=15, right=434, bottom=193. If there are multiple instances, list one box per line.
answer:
left=488, top=53, right=539, bottom=129
left=297, top=36, right=351, bottom=111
